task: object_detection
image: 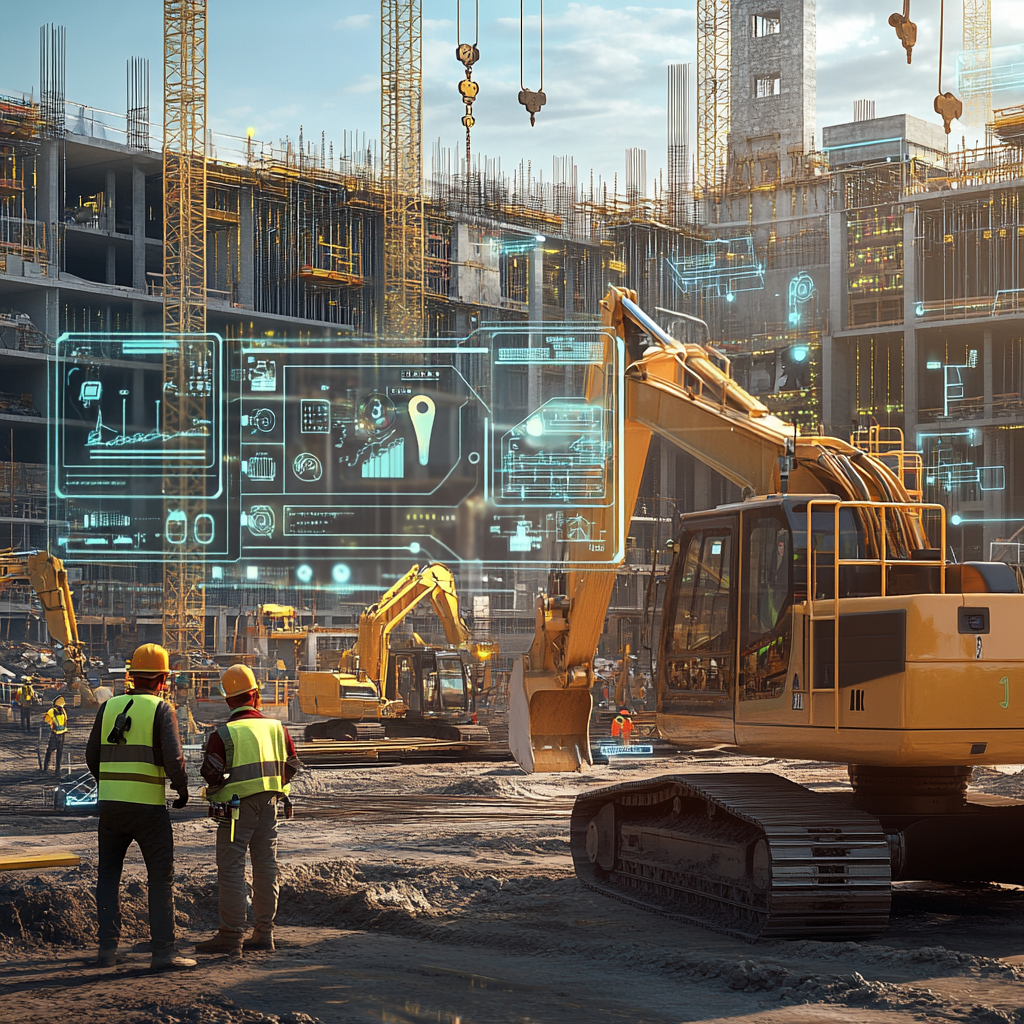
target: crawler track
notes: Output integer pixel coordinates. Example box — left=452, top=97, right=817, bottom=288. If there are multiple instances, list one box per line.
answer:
left=571, top=773, right=892, bottom=941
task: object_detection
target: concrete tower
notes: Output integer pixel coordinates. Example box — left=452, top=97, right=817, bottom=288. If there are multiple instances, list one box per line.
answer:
left=728, top=0, right=816, bottom=183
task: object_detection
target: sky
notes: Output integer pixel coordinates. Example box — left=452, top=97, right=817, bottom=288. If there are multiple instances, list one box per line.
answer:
left=4, top=1, right=1024, bottom=191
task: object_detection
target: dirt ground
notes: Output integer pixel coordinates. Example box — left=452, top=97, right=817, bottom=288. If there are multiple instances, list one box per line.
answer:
left=3, top=711, right=1024, bottom=1024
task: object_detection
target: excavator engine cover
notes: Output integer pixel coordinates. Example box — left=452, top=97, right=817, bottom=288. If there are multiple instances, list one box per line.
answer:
left=571, top=774, right=891, bottom=941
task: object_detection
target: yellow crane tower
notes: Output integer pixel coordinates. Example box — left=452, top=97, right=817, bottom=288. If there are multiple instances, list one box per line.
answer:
left=381, top=0, right=425, bottom=339
left=696, top=0, right=730, bottom=196
left=962, top=0, right=992, bottom=129
left=162, top=0, right=208, bottom=656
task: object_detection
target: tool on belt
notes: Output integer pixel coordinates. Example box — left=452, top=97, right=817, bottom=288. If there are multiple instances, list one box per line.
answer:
left=208, top=793, right=241, bottom=841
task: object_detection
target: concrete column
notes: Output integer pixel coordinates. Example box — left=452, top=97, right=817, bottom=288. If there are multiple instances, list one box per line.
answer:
left=239, top=187, right=254, bottom=307
left=37, top=140, right=60, bottom=269
left=827, top=209, right=844, bottom=335
left=528, top=241, right=544, bottom=410
left=902, top=207, right=918, bottom=440
left=132, top=163, right=146, bottom=291
left=983, top=328, right=993, bottom=419
left=43, top=288, right=59, bottom=341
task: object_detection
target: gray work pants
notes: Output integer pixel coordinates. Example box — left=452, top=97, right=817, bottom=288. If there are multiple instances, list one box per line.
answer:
left=216, top=790, right=280, bottom=935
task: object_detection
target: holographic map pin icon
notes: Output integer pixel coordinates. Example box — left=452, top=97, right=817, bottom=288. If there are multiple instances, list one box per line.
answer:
left=408, top=395, right=436, bottom=466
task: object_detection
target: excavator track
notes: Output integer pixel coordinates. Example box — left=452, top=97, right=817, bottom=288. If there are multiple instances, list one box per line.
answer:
left=570, top=773, right=891, bottom=942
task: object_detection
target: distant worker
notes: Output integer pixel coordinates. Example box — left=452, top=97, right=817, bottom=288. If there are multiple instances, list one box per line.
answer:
left=16, top=678, right=37, bottom=732
left=611, top=707, right=633, bottom=745
left=195, top=664, right=301, bottom=958
left=43, top=695, right=68, bottom=773
left=85, top=643, right=196, bottom=972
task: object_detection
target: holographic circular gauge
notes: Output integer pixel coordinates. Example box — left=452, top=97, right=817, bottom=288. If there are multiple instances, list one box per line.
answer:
left=355, top=390, right=396, bottom=438
left=250, top=407, right=276, bottom=433
left=292, top=452, right=323, bottom=482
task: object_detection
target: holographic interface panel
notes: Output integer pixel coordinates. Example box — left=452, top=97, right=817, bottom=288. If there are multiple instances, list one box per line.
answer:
left=53, top=325, right=623, bottom=566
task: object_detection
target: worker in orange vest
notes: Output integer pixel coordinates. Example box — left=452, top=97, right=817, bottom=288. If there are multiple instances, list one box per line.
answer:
left=610, top=707, right=633, bottom=745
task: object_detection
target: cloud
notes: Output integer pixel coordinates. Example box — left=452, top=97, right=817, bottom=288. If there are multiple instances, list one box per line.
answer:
left=334, top=14, right=371, bottom=31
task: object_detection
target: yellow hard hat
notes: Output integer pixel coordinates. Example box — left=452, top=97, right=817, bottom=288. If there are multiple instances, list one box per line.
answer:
left=131, top=643, right=170, bottom=675
left=221, top=663, right=258, bottom=699
left=53, top=696, right=65, bottom=707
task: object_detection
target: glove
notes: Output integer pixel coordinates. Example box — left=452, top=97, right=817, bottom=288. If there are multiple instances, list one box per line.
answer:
left=172, top=790, right=189, bottom=809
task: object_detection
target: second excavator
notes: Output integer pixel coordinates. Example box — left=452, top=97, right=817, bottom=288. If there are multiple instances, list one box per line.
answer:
left=299, top=562, right=488, bottom=744
left=510, top=286, right=1024, bottom=941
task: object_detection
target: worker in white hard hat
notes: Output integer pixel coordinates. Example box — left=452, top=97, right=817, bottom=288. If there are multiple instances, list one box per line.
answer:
left=195, top=664, right=301, bottom=958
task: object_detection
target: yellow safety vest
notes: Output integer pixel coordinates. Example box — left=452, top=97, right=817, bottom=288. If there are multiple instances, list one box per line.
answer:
left=17, top=685, right=34, bottom=706
left=97, top=693, right=167, bottom=805
left=208, top=716, right=289, bottom=802
left=45, top=707, right=68, bottom=735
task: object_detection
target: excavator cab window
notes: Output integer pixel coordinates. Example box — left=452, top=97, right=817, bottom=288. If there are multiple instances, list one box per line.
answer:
left=660, top=527, right=733, bottom=698
left=788, top=504, right=865, bottom=600
left=436, top=655, right=469, bottom=711
left=740, top=514, right=792, bottom=700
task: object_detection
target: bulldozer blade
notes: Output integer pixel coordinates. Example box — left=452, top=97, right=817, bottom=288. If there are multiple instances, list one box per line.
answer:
left=508, top=658, right=593, bottom=773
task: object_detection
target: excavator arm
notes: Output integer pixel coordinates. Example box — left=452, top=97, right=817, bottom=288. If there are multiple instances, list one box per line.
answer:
left=24, top=551, right=94, bottom=707
left=352, top=562, right=470, bottom=690
left=509, top=286, right=923, bottom=773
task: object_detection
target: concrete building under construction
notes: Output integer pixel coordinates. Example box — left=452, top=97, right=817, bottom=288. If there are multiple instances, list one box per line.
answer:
left=2, top=9, right=1024, bottom=664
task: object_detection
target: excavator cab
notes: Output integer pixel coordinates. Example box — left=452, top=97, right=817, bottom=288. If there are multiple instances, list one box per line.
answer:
left=388, top=646, right=476, bottom=723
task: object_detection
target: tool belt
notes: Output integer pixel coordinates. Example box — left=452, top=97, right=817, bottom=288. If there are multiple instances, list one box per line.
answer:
left=207, top=793, right=293, bottom=839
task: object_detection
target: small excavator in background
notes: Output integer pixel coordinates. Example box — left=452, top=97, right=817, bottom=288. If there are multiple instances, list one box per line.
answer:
left=0, top=549, right=95, bottom=707
left=510, top=286, right=1024, bottom=941
left=299, top=563, right=489, bottom=744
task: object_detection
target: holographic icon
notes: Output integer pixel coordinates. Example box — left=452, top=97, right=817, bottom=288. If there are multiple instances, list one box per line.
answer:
left=246, top=505, right=276, bottom=538
left=293, top=452, right=323, bottom=482
left=356, top=391, right=397, bottom=438
left=408, top=394, right=436, bottom=466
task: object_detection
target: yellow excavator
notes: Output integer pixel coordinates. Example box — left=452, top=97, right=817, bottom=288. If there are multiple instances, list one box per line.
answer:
left=510, top=286, right=1024, bottom=940
left=0, top=550, right=94, bottom=707
left=299, top=562, right=489, bottom=743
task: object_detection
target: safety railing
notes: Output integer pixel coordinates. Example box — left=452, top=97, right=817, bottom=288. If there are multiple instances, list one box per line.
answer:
left=806, top=499, right=946, bottom=730
left=850, top=426, right=924, bottom=502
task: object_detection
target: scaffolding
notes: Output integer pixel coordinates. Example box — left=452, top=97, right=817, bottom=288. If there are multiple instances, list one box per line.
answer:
left=962, top=0, right=993, bottom=130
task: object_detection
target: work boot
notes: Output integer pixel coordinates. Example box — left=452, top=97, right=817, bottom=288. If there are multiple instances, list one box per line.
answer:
left=194, top=929, right=243, bottom=958
left=242, top=925, right=275, bottom=952
left=96, top=946, right=118, bottom=967
left=150, top=948, right=197, bottom=971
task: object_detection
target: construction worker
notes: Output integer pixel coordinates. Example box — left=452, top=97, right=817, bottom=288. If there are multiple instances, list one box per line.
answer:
left=85, top=643, right=196, bottom=972
left=611, top=707, right=634, bottom=746
left=195, top=664, right=301, bottom=957
left=16, top=677, right=36, bottom=732
left=43, top=695, right=68, bottom=773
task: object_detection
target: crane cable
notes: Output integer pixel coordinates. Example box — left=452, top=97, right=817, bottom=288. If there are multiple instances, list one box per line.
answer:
left=518, top=0, right=546, bottom=126
left=456, top=0, right=480, bottom=172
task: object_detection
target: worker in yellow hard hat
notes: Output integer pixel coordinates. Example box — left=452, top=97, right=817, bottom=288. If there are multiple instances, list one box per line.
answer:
left=84, top=643, right=196, bottom=972
left=42, top=695, right=68, bottom=773
left=194, top=664, right=301, bottom=957
left=16, top=677, right=37, bottom=732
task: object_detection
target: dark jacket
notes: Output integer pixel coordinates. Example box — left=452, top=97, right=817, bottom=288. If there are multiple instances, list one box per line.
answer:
left=85, top=692, right=189, bottom=795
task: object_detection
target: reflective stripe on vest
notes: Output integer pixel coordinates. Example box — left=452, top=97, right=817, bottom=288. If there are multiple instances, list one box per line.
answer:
left=208, top=716, right=288, bottom=802
left=50, top=709, right=68, bottom=735
left=98, top=693, right=166, bottom=805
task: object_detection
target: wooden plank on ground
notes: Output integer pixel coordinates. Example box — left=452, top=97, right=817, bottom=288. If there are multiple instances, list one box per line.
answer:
left=0, top=847, right=80, bottom=870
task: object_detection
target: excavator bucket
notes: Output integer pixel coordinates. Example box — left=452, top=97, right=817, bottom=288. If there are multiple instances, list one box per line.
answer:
left=508, top=658, right=594, bottom=773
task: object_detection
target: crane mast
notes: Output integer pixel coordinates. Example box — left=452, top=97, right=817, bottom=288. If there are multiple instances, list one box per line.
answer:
left=381, top=0, right=425, bottom=339
left=161, top=0, right=208, bottom=656
left=696, top=0, right=730, bottom=195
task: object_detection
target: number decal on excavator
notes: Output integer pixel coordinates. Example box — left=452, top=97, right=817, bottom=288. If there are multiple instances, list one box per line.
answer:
left=999, top=676, right=1009, bottom=709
